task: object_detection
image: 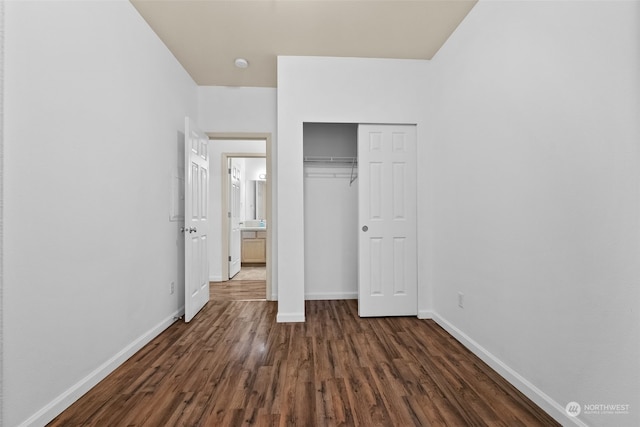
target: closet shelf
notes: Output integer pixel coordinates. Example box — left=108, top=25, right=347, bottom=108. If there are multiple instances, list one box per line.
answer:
left=303, top=156, right=358, bottom=186
left=303, top=156, right=357, bottom=165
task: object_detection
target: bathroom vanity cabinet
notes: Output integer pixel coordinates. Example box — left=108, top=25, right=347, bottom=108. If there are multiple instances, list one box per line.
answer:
left=241, top=230, right=267, bottom=264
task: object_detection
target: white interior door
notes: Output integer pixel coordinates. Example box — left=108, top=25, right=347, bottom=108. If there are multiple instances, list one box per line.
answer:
left=358, top=124, right=417, bottom=317
left=184, top=117, right=210, bottom=322
left=229, top=159, right=242, bottom=278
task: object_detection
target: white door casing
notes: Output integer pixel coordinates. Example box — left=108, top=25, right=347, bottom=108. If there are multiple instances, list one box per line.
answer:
left=184, top=117, right=210, bottom=322
left=358, top=124, right=417, bottom=317
left=229, top=159, right=242, bottom=278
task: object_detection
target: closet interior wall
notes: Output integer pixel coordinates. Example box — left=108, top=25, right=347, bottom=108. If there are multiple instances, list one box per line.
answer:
left=303, top=123, right=359, bottom=300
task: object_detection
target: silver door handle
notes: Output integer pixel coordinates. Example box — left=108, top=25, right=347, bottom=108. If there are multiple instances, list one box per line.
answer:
left=180, top=227, right=187, bottom=233
left=189, top=227, right=197, bottom=233
left=362, top=225, right=368, bottom=232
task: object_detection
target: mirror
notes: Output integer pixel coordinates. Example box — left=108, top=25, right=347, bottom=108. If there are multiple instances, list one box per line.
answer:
left=255, top=180, right=266, bottom=220
left=245, top=180, right=266, bottom=220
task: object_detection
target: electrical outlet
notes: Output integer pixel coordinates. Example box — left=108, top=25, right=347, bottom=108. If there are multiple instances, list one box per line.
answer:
left=458, top=292, right=464, bottom=308
left=170, top=281, right=175, bottom=295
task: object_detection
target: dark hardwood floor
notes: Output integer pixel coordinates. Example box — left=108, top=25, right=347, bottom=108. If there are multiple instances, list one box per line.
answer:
left=48, top=288, right=559, bottom=426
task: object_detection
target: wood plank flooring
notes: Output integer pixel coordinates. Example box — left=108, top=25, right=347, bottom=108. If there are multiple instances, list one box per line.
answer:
left=48, top=292, right=559, bottom=426
left=211, top=280, right=266, bottom=301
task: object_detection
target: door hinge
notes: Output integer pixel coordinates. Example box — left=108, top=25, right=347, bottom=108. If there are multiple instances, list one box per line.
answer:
left=228, top=212, right=231, bottom=218
left=228, top=256, right=232, bottom=262
left=228, top=168, right=231, bottom=174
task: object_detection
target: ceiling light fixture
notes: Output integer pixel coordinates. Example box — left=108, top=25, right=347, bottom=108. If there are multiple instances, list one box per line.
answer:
left=234, top=58, right=249, bottom=69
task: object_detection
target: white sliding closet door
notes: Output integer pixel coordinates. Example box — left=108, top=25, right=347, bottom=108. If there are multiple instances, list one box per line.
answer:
left=358, top=124, right=417, bottom=317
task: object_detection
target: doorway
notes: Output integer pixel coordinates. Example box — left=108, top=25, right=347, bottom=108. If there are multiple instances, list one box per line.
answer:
left=208, top=133, right=273, bottom=301
left=303, top=123, right=359, bottom=300
left=226, top=155, right=267, bottom=280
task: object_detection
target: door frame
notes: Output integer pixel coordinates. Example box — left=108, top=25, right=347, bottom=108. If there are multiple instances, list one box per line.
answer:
left=209, top=133, right=273, bottom=301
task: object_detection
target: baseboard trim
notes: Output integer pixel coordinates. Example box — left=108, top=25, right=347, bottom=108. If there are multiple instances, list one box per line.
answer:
left=19, top=307, right=185, bottom=427
left=417, top=309, right=434, bottom=319
left=209, top=275, right=222, bottom=282
left=431, top=313, right=588, bottom=427
left=276, top=312, right=305, bottom=323
left=305, top=291, right=357, bottom=300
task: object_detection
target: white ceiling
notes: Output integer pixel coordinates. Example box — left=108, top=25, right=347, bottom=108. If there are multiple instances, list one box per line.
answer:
left=130, top=0, right=477, bottom=88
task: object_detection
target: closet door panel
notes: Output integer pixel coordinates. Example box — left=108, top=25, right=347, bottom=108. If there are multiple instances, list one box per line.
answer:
left=358, top=124, right=417, bottom=317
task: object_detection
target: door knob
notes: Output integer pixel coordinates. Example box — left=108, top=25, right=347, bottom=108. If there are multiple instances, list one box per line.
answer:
left=362, top=225, right=368, bottom=232
left=189, top=227, right=197, bottom=233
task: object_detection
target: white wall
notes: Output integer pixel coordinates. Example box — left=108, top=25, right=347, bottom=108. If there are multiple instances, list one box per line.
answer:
left=198, top=86, right=277, bottom=134
left=277, top=56, right=433, bottom=321
left=303, top=122, right=358, bottom=158
left=208, top=140, right=265, bottom=281
left=429, top=1, right=640, bottom=426
left=244, top=157, right=267, bottom=183
left=3, top=1, right=197, bottom=426
left=304, top=167, right=358, bottom=299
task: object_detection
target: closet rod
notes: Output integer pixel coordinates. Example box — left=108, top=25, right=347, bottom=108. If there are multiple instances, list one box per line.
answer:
left=303, top=156, right=357, bottom=164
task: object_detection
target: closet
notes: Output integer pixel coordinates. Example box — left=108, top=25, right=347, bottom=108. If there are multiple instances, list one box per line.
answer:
left=303, top=123, right=358, bottom=299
